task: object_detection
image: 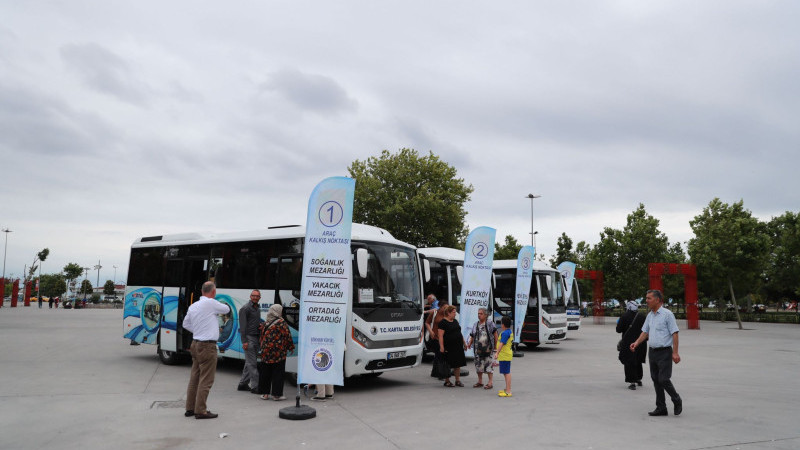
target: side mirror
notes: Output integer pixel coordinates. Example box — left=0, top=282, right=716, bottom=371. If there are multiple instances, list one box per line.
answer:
left=356, top=248, right=368, bottom=278
left=456, top=265, right=464, bottom=284
left=423, top=259, right=431, bottom=283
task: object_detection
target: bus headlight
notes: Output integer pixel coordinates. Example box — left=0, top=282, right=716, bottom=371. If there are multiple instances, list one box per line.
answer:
left=352, top=327, right=369, bottom=348
left=542, top=317, right=552, bottom=328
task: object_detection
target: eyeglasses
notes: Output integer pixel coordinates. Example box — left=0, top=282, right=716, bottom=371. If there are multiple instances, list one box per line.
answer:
left=250, top=295, right=261, bottom=298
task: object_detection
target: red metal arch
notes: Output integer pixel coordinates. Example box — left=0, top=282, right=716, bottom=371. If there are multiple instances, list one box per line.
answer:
left=648, top=263, right=699, bottom=330
left=576, top=269, right=605, bottom=324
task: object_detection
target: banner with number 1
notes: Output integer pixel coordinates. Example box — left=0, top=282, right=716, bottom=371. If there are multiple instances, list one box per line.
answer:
left=297, top=176, right=355, bottom=386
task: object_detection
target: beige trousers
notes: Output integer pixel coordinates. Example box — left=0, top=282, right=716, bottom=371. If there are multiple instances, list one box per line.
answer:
left=185, top=341, right=218, bottom=414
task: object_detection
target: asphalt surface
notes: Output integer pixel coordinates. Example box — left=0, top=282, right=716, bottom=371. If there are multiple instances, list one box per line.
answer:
left=1, top=307, right=798, bottom=450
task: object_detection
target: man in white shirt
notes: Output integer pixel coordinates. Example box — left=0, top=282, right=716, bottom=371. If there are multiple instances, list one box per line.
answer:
left=182, top=281, right=230, bottom=419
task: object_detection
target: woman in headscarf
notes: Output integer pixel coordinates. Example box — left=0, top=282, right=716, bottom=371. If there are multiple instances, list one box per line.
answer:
left=617, top=300, right=646, bottom=390
left=258, top=304, right=295, bottom=401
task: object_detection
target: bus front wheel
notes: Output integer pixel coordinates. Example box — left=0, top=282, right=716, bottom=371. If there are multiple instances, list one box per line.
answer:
left=158, top=347, right=179, bottom=365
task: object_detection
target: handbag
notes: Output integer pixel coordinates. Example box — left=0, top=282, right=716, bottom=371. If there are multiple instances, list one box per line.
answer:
left=432, top=356, right=451, bottom=379
left=617, top=339, right=623, bottom=352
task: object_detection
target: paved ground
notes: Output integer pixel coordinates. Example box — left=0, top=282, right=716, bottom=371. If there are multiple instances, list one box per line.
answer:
left=1, top=307, right=798, bottom=450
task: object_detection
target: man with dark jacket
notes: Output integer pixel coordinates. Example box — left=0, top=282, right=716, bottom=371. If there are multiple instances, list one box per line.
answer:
left=237, top=290, right=262, bottom=393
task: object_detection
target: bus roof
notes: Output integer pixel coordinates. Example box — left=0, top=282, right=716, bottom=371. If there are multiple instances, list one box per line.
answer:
left=131, top=223, right=413, bottom=249
left=492, top=259, right=557, bottom=272
left=418, top=247, right=465, bottom=262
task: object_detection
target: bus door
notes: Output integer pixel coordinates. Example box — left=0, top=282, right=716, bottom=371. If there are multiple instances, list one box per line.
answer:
left=165, top=258, right=208, bottom=352
left=272, top=253, right=303, bottom=371
left=522, top=275, right=541, bottom=345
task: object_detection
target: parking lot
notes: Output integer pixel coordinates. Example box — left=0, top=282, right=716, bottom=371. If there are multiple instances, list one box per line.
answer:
left=1, top=307, right=799, bottom=449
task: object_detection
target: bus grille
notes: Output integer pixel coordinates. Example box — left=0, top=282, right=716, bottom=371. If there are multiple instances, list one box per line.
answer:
left=365, top=355, right=417, bottom=371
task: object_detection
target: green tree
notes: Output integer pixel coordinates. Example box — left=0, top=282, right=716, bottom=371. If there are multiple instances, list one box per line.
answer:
left=39, top=273, right=67, bottom=297
left=688, top=198, right=769, bottom=328
left=80, top=279, right=93, bottom=298
left=763, top=212, right=800, bottom=302
left=348, top=148, right=474, bottom=247
left=103, top=280, right=116, bottom=296
left=25, top=248, right=50, bottom=282
left=588, top=204, right=684, bottom=301
left=550, top=232, right=578, bottom=267
left=63, top=263, right=84, bottom=297
left=494, top=235, right=523, bottom=260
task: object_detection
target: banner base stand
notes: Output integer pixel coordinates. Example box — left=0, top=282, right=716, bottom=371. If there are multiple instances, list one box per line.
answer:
left=279, top=397, right=316, bottom=420
left=512, top=343, right=524, bottom=357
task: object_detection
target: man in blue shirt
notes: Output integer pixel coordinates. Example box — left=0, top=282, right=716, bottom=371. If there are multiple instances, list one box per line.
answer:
left=630, top=289, right=682, bottom=417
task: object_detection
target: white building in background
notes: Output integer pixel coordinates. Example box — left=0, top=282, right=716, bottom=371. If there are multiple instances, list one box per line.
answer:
left=92, top=283, right=126, bottom=299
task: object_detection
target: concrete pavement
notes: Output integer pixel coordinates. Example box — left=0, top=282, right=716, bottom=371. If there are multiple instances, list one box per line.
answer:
left=1, top=307, right=798, bottom=449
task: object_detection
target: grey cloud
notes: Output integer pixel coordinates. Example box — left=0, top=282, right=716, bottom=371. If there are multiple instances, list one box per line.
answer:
left=0, top=82, right=115, bottom=158
left=260, top=68, right=357, bottom=114
left=60, top=43, right=150, bottom=106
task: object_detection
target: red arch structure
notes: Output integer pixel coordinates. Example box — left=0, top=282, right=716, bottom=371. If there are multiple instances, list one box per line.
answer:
left=648, top=263, right=699, bottom=330
left=576, top=269, right=605, bottom=324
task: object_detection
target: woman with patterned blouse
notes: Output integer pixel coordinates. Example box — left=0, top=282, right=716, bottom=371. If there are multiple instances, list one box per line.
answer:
left=258, top=304, right=295, bottom=401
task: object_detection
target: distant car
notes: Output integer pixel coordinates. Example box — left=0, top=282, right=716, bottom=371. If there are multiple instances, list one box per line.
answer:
left=708, top=301, right=716, bottom=309
left=752, top=304, right=766, bottom=313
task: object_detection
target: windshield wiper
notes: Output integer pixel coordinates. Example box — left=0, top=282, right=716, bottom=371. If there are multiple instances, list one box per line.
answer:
left=364, top=302, right=394, bottom=317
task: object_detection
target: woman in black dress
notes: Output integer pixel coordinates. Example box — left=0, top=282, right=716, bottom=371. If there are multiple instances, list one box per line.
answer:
left=437, top=304, right=467, bottom=387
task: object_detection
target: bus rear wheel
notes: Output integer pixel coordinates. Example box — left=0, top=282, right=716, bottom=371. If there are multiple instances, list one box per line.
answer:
left=158, top=347, right=179, bottom=365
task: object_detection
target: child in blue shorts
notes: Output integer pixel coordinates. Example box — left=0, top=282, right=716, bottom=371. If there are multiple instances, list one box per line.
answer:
left=494, top=316, right=513, bottom=397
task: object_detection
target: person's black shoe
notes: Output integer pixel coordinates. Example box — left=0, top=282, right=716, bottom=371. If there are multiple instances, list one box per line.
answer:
left=628, top=384, right=636, bottom=390
left=636, top=381, right=643, bottom=386
left=184, top=410, right=194, bottom=417
left=648, top=409, right=668, bottom=416
left=237, top=383, right=249, bottom=391
left=250, top=387, right=259, bottom=394
left=674, top=400, right=682, bottom=416
left=195, top=411, right=219, bottom=419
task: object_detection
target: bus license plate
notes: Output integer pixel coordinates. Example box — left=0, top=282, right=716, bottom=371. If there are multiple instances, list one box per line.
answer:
left=387, top=351, right=406, bottom=360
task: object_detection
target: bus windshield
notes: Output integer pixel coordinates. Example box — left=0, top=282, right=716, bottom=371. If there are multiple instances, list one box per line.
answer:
left=539, top=272, right=566, bottom=314
left=354, top=243, right=421, bottom=309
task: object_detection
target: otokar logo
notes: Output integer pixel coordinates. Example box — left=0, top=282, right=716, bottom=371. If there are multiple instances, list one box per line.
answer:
left=312, top=348, right=333, bottom=371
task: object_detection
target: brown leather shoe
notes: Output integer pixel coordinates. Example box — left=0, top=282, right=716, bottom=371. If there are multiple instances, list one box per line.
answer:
left=195, top=411, right=219, bottom=419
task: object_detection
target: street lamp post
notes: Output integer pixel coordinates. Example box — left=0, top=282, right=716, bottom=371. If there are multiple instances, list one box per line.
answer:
left=526, top=194, right=541, bottom=247
left=533, top=231, right=538, bottom=252
left=94, top=260, right=102, bottom=286
left=83, top=267, right=90, bottom=302
left=2, top=228, right=11, bottom=281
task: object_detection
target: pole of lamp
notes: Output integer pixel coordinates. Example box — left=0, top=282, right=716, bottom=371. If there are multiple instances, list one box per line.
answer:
left=526, top=194, right=541, bottom=247
left=2, top=228, right=11, bottom=281
left=94, top=260, right=102, bottom=286
left=534, top=231, right=538, bottom=254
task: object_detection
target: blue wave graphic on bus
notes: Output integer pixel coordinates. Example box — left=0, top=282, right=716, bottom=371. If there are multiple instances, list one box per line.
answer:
left=124, top=287, right=161, bottom=344
left=216, top=294, right=240, bottom=352
left=161, top=295, right=178, bottom=331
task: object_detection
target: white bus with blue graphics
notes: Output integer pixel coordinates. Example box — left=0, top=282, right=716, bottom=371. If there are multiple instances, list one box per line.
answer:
left=566, top=277, right=581, bottom=331
left=123, top=224, right=425, bottom=377
left=492, top=260, right=567, bottom=346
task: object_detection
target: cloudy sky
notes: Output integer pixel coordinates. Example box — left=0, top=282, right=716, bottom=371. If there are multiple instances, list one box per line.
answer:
left=1, top=1, right=798, bottom=285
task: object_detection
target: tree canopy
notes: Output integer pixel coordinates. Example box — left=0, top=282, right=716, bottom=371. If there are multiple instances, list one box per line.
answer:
left=494, top=235, right=523, bottom=260
left=348, top=148, right=473, bottom=248
left=586, top=204, right=685, bottom=300
left=763, top=211, right=800, bottom=300
left=104, top=280, right=116, bottom=296
left=688, top=198, right=769, bottom=300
